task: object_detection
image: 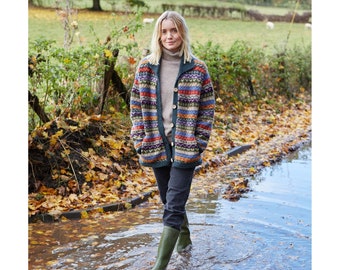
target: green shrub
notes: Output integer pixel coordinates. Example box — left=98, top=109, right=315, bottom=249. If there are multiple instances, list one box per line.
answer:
left=193, top=39, right=311, bottom=107
left=28, top=11, right=143, bottom=131
left=29, top=18, right=311, bottom=132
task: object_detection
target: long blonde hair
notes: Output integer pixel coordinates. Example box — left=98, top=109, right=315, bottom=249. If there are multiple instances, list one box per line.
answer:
left=148, top=11, right=193, bottom=65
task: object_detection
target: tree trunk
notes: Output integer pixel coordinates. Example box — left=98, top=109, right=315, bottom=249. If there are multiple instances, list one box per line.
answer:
left=92, top=0, right=102, bottom=11
left=97, top=48, right=129, bottom=114
left=111, top=67, right=129, bottom=107
left=247, top=77, right=256, bottom=96
left=28, top=91, right=50, bottom=123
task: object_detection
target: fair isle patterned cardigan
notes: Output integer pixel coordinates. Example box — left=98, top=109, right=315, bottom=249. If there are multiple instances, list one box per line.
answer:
left=130, top=55, right=215, bottom=168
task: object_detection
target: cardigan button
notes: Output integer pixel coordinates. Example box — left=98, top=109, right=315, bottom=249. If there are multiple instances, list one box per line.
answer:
left=171, top=158, right=174, bottom=162
left=170, top=123, right=174, bottom=128
left=174, top=88, right=178, bottom=92
left=172, top=104, right=177, bottom=109
left=171, top=141, right=174, bottom=146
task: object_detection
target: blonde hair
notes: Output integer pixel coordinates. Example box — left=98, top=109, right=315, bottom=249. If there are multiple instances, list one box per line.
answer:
left=148, top=11, right=193, bottom=65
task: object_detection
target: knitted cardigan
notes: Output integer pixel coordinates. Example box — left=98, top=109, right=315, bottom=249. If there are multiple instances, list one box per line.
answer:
left=130, top=55, right=215, bottom=168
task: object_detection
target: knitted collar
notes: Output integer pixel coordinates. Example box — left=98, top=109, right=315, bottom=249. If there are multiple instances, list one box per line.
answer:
left=162, top=48, right=181, bottom=61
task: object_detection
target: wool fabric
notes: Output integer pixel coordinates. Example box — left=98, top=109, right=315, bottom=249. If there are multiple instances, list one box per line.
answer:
left=160, top=48, right=181, bottom=142
left=130, top=54, right=215, bottom=168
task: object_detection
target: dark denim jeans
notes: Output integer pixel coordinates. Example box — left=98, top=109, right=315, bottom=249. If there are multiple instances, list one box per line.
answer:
left=153, top=166, right=195, bottom=231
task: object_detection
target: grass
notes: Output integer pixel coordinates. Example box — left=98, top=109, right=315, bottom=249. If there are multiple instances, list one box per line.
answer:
left=29, top=7, right=311, bottom=54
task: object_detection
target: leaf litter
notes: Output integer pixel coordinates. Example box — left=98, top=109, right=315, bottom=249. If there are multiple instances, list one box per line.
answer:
left=28, top=95, right=311, bottom=221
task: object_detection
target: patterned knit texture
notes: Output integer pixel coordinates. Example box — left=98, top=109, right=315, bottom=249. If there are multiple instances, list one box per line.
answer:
left=130, top=56, right=215, bottom=168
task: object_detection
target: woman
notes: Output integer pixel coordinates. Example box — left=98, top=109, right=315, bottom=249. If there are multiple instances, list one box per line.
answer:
left=130, top=10, right=215, bottom=269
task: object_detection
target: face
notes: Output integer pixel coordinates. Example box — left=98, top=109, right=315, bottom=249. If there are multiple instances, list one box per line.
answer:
left=160, top=19, right=183, bottom=52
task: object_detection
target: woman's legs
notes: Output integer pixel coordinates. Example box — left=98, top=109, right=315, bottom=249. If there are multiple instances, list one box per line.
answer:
left=153, top=166, right=195, bottom=230
left=153, top=166, right=171, bottom=205
left=163, top=166, right=194, bottom=230
left=152, top=166, right=195, bottom=269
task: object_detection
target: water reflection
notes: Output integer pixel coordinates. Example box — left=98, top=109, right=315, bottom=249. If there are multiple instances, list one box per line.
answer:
left=29, top=145, right=311, bottom=269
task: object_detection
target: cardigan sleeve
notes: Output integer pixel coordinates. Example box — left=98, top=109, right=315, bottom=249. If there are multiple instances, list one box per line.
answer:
left=195, top=65, right=215, bottom=152
left=130, top=68, right=144, bottom=154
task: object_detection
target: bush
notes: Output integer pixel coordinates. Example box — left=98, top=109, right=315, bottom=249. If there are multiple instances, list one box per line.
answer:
left=29, top=15, right=311, bottom=132
left=28, top=11, right=143, bottom=132
left=193, top=39, right=311, bottom=108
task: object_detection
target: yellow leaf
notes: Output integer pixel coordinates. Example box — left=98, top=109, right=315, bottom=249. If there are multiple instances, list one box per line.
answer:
left=81, top=211, right=89, bottom=219
left=55, top=130, right=63, bottom=137
left=46, top=260, right=58, bottom=266
left=50, top=130, right=63, bottom=146
left=84, top=171, right=93, bottom=181
left=50, top=136, right=57, bottom=147
left=119, top=173, right=126, bottom=181
left=248, top=167, right=257, bottom=174
left=263, top=161, right=271, bottom=167
left=28, top=204, right=37, bottom=211
left=61, top=216, right=69, bottom=222
left=110, top=149, right=121, bottom=159
left=114, top=180, right=121, bottom=188
left=63, top=149, right=71, bottom=156
left=124, top=202, right=132, bottom=209
left=104, top=49, right=112, bottom=58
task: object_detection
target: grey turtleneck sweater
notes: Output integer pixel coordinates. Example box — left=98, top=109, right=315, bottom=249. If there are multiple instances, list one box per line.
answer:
left=160, top=48, right=181, bottom=142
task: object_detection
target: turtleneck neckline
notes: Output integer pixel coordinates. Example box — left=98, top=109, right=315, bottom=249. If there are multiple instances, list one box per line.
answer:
left=162, top=48, right=181, bottom=61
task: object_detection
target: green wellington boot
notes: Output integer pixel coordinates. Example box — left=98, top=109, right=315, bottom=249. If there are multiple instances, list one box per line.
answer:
left=175, top=213, right=192, bottom=253
left=152, top=226, right=180, bottom=270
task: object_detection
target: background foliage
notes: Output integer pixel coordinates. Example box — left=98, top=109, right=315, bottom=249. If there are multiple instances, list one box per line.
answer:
left=29, top=4, right=311, bottom=131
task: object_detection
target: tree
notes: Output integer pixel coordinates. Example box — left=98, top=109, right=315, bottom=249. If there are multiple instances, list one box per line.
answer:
left=91, top=0, right=148, bottom=11
left=126, top=0, right=149, bottom=9
left=91, top=0, right=102, bottom=11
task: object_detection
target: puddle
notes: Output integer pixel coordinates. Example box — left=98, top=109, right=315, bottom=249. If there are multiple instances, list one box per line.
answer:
left=29, top=145, right=311, bottom=269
